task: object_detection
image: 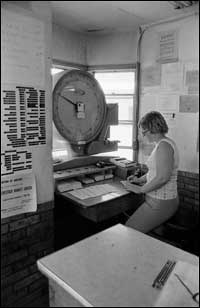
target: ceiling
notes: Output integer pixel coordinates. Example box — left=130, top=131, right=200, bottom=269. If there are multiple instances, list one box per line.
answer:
left=50, top=1, right=199, bottom=34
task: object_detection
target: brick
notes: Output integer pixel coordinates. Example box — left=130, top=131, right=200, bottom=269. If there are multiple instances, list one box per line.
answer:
left=184, top=197, right=195, bottom=205
left=43, top=247, right=54, bottom=256
left=28, top=277, right=47, bottom=293
left=2, top=237, right=30, bottom=256
left=1, top=268, right=29, bottom=288
left=178, top=171, right=185, bottom=178
left=178, top=189, right=195, bottom=199
left=9, top=218, right=30, bottom=232
left=193, top=200, right=199, bottom=208
left=12, top=256, right=36, bottom=273
left=184, top=184, right=199, bottom=193
left=29, top=238, right=54, bottom=254
left=179, top=202, right=192, bottom=210
left=1, top=217, right=12, bottom=225
left=29, top=263, right=38, bottom=274
left=195, top=193, right=199, bottom=200
left=40, top=210, right=54, bottom=221
left=183, top=178, right=195, bottom=185
left=1, top=230, right=27, bottom=255
left=184, top=172, right=199, bottom=179
left=14, top=272, right=42, bottom=291
left=1, top=249, right=28, bottom=266
left=1, top=224, right=9, bottom=234
left=1, top=285, right=13, bottom=302
left=27, top=221, right=54, bottom=242
left=1, top=266, right=12, bottom=278
left=37, top=201, right=54, bottom=212
left=177, top=182, right=184, bottom=189
left=28, top=215, right=40, bottom=225
left=2, top=287, right=28, bottom=307
left=9, top=215, right=40, bottom=232
left=13, top=286, right=48, bottom=307
left=178, top=195, right=184, bottom=202
left=9, top=229, right=27, bottom=242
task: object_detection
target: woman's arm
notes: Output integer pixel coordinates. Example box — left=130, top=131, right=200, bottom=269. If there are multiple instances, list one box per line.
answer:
left=127, top=174, right=147, bottom=184
left=140, top=141, right=174, bottom=194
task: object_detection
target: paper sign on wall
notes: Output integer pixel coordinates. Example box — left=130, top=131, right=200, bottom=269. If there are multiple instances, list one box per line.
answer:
left=141, top=65, right=161, bottom=87
left=1, top=9, right=45, bottom=87
left=1, top=172, right=37, bottom=218
left=1, top=85, right=46, bottom=150
left=157, top=94, right=179, bottom=113
left=179, top=95, right=199, bottom=113
left=184, top=62, right=199, bottom=95
left=157, top=30, right=178, bottom=63
left=161, top=62, right=183, bottom=92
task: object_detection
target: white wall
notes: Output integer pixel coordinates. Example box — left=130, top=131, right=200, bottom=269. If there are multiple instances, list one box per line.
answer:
left=86, top=31, right=138, bottom=65
left=139, top=14, right=199, bottom=173
left=1, top=1, right=54, bottom=205
left=52, top=23, right=87, bottom=65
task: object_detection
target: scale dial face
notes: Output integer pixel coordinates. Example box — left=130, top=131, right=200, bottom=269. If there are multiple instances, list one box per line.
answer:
left=53, top=70, right=106, bottom=145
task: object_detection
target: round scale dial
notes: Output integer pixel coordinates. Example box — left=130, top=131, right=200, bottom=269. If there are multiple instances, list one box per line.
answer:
left=53, top=70, right=106, bottom=145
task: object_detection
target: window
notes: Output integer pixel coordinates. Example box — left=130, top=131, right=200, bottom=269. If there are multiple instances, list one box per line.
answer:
left=94, top=71, right=135, bottom=160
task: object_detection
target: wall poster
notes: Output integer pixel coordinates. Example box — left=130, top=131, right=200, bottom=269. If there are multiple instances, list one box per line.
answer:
left=157, top=29, right=178, bottom=63
left=1, top=172, right=37, bottom=219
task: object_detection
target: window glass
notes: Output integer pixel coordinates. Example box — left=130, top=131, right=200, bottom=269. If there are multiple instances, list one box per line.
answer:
left=95, top=72, right=135, bottom=94
left=51, top=68, right=64, bottom=75
left=106, top=96, right=133, bottom=121
left=109, top=125, right=132, bottom=147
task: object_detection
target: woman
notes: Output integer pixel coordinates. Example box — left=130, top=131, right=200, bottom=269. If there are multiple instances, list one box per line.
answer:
left=122, top=111, right=179, bottom=233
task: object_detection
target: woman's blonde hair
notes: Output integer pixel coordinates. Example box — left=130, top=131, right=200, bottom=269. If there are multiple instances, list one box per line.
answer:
left=139, top=111, right=168, bottom=134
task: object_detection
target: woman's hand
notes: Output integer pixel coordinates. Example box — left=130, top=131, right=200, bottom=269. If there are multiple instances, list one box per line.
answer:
left=121, top=181, right=143, bottom=194
left=127, top=175, right=141, bottom=184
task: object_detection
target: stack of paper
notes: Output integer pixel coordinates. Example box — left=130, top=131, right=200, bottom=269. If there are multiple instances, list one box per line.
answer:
left=68, top=184, right=118, bottom=200
left=57, top=180, right=82, bottom=192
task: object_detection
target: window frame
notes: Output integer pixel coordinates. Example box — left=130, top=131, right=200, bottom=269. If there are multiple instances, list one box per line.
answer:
left=91, top=68, right=136, bottom=157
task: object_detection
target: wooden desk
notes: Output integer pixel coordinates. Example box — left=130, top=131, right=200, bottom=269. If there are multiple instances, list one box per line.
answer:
left=37, top=224, right=199, bottom=307
left=56, top=178, right=143, bottom=222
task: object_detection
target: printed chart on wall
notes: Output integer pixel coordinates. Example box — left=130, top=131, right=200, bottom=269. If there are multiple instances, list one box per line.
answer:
left=1, top=9, right=47, bottom=218
left=183, top=62, right=199, bottom=95
left=1, top=173, right=37, bottom=219
left=161, top=62, right=183, bottom=93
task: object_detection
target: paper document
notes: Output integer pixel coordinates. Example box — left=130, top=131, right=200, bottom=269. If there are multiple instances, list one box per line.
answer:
left=1, top=172, right=37, bottom=218
left=68, top=184, right=119, bottom=200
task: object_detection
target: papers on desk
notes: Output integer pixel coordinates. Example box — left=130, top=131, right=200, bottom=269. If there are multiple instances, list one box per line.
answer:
left=154, top=261, right=199, bottom=307
left=68, top=184, right=119, bottom=200
left=56, top=180, right=82, bottom=192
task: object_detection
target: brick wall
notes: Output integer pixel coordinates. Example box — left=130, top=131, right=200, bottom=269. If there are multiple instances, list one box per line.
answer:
left=162, top=171, right=199, bottom=255
left=177, top=171, right=199, bottom=227
left=1, top=201, right=54, bottom=307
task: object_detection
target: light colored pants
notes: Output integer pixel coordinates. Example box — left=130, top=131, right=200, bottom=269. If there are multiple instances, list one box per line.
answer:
left=125, top=195, right=179, bottom=233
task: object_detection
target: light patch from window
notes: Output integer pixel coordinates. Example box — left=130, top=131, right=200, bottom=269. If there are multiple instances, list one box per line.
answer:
left=51, top=68, right=64, bottom=75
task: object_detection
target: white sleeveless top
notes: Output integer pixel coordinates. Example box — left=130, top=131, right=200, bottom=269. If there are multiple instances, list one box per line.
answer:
left=146, top=138, right=179, bottom=200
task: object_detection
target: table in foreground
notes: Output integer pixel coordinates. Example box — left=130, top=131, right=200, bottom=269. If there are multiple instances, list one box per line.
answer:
left=37, top=224, right=199, bottom=307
